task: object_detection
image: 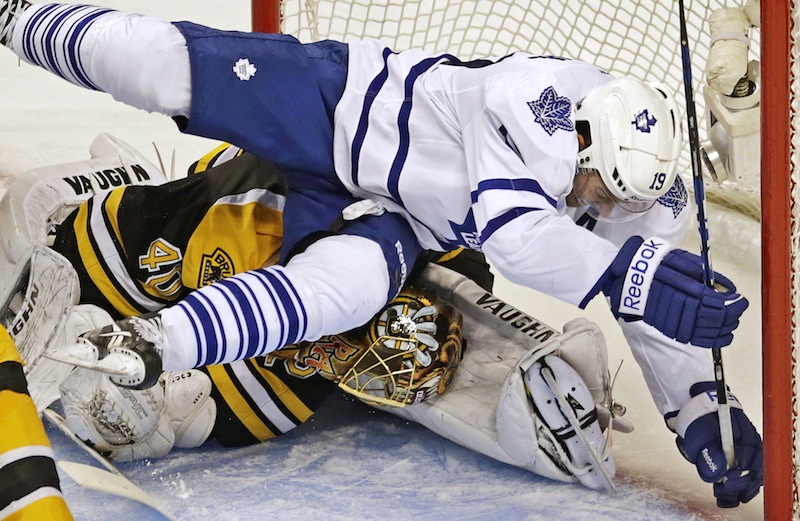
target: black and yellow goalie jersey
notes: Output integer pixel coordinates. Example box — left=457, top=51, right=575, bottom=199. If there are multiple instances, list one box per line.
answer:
left=50, top=144, right=493, bottom=447
left=51, top=147, right=334, bottom=446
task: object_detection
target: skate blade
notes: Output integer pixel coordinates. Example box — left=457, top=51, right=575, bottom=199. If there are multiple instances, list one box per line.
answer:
left=44, top=344, right=138, bottom=377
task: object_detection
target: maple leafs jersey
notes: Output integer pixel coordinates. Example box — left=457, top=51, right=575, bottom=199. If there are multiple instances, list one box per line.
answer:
left=334, top=43, right=620, bottom=306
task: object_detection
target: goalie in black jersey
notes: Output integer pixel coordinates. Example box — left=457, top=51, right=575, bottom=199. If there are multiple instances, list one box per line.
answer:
left=0, top=135, right=760, bottom=501
left=0, top=135, right=629, bottom=493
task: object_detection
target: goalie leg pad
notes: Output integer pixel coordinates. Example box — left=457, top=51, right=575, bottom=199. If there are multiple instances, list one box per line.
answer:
left=164, top=370, right=216, bottom=449
left=558, top=318, right=633, bottom=434
left=521, top=355, right=615, bottom=491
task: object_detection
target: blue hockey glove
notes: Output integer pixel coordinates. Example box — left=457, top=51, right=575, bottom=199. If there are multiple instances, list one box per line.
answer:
left=674, top=382, right=763, bottom=508
left=600, top=236, right=748, bottom=348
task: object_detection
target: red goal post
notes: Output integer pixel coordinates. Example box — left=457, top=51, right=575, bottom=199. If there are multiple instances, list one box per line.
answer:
left=252, top=0, right=792, bottom=518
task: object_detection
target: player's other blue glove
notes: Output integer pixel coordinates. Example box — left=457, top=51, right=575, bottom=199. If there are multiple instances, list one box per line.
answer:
left=674, top=382, right=763, bottom=508
left=598, top=236, right=748, bottom=348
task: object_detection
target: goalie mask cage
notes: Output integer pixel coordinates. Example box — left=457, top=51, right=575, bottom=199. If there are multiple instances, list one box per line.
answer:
left=251, top=0, right=791, bottom=518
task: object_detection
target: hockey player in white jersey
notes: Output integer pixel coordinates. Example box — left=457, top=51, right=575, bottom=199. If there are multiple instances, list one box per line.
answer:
left=0, top=1, right=760, bottom=507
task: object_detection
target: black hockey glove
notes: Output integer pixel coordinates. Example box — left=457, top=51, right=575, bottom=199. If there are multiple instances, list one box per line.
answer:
left=600, top=236, right=748, bottom=348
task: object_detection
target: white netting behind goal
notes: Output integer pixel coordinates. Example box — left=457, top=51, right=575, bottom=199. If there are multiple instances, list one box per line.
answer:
left=277, top=0, right=761, bottom=222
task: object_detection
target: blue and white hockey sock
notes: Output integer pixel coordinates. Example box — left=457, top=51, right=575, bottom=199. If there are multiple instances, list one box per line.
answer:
left=12, top=3, right=191, bottom=115
left=158, top=236, right=392, bottom=371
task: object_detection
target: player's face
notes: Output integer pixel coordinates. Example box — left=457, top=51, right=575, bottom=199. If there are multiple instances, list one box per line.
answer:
left=570, top=169, right=620, bottom=218
left=569, top=169, right=655, bottom=222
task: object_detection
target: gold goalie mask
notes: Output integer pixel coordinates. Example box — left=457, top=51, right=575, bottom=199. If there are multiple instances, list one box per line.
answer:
left=287, top=286, right=463, bottom=407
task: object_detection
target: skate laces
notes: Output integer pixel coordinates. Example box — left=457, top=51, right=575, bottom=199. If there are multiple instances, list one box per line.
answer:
left=130, top=315, right=164, bottom=352
left=0, top=0, right=29, bottom=47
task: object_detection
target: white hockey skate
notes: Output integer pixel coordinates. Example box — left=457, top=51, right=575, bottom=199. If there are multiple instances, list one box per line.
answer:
left=46, top=314, right=165, bottom=390
left=0, top=0, right=29, bottom=46
left=524, top=354, right=616, bottom=492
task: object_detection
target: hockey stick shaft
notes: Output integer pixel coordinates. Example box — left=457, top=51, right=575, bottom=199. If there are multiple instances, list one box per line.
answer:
left=677, top=0, right=736, bottom=468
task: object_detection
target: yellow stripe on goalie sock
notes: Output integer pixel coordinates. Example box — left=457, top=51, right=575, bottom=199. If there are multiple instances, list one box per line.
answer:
left=206, top=364, right=278, bottom=442
left=0, top=393, right=52, bottom=452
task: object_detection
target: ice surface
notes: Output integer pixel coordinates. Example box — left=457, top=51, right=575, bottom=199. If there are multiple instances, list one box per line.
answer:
left=1, top=1, right=764, bottom=519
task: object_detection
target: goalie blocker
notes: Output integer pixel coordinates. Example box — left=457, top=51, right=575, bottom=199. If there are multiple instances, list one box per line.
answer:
left=60, top=264, right=630, bottom=491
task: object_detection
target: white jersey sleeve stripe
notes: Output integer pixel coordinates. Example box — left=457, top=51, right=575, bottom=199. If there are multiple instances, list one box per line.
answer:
left=480, top=207, right=541, bottom=244
left=86, top=195, right=165, bottom=312
left=471, top=178, right=558, bottom=208
left=349, top=47, right=394, bottom=186
left=386, top=54, right=457, bottom=206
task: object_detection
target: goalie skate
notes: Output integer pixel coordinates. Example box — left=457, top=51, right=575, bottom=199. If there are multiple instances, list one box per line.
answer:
left=524, top=355, right=616, bottom=492
left=46, top=314, right=164, bottom=390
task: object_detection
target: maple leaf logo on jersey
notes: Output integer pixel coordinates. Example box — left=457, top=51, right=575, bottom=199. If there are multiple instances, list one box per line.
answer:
left=632, top=109, right=657, bottom=133
left=657, top=176, right=688, bottom=218
left=527, top=86, right=575, bottom=136
left=233, top=58, right=257, bottom=81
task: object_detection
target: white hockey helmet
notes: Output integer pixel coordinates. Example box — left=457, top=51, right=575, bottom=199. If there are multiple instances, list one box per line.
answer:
left=574, top=77, right=682, bottom=209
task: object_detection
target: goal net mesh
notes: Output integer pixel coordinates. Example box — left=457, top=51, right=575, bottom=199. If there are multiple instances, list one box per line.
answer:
left=274, top=0, right=800, bottom=513
left=277, top=0, right=761, bottom=221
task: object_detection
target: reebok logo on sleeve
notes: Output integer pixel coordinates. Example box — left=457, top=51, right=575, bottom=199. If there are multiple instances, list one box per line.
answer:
left=618, top=237, right=671, bottom=316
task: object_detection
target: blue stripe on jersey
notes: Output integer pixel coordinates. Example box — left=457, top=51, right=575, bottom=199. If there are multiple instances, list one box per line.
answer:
left=386, top=54, right=457, bottom=206
left=248, top=271, right=286, bottom=354
left=214, top=284, right=247, bottom=361
left=181, top=290, right=218, bottom=366
left=180, top=300, right=204, bottom=368
left=480, top=207, right=542, bottom=243
left=22, top=4, right=110, bottom=90
left=20, top=3, right=58, bottom=67
left=350, top=47, right=394, bottom=186
left=193, top=290, right=228, bottom=365
left=471, top=178, right=557, bottom=208
left=223, top=275, right=268, bottom=361
left=272, top=269, right=309, bottom=340
left=253, top=269, right=307, bottom=350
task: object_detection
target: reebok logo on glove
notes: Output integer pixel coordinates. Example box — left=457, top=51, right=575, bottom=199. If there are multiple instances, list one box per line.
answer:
left=618, top=238, right=670, bottom=316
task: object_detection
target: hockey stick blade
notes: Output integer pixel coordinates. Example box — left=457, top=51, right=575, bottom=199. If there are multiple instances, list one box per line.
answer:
left=57, top=462, right=178, bottom=521
left=43, top=409, right=178, bottom=521
left=44, top=343, right=138, bottom=376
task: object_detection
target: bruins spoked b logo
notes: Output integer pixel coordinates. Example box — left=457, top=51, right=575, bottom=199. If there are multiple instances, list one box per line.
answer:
left=199, top=248, right=235, bottom=287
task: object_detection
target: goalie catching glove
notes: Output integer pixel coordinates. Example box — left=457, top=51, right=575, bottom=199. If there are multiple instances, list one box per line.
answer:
left=598, top=236, right=748, bottom=348
left=59, top=367, right=216, bottom=461
left=673, top=382, right=763, bottom=508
